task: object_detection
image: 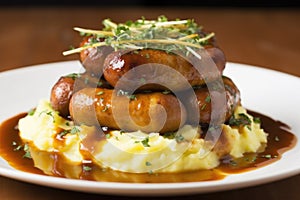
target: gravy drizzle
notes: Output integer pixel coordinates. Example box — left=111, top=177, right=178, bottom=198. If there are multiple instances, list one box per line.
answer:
left=0, top=110, right=296, bottom=183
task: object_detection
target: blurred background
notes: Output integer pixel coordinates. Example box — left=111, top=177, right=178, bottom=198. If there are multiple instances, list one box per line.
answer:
left=0, top=0, right=299, bottom=7
left=0, top=0, right=299, bottom=77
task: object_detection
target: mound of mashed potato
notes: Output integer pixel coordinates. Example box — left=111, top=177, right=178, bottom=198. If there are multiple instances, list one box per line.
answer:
left=18, top=99, right=268, bottom=178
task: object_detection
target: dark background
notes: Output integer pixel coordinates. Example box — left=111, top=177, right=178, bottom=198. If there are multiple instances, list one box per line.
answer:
left=1, top=0, right=299, bottom=7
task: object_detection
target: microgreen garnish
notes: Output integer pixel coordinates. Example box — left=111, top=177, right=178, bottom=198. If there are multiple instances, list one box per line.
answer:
left=63, top=16, right=215, bottom=56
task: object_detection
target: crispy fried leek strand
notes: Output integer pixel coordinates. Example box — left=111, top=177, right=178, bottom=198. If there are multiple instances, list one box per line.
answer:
left=73, top=27, right=114, bottom=36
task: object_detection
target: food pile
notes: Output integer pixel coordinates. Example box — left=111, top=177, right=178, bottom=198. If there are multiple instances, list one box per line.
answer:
left=18, top=16, right=268, bottom=178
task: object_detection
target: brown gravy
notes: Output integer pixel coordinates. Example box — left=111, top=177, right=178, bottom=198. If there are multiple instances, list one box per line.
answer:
left=0, top=110, right=296, bottom=183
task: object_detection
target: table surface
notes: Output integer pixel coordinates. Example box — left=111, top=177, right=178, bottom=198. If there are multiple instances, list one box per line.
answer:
left=0, top=6, right=299, bottom=200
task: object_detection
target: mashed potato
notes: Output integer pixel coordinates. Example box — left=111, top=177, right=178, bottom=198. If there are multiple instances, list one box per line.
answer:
left=18, top=99, right=268, bottom=177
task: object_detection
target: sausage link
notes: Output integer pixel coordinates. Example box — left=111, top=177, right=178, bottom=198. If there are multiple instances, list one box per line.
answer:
left=184, top=76, right=241, bottom=125
left=50, top=72, right=112, bottom=117
left=69, top=88, right=187, bottom=133
left=79, top=36, right=113, bottom=76
left=103, top=48, right=226, bottom=92
left=50, top=76, right=75, bottom=118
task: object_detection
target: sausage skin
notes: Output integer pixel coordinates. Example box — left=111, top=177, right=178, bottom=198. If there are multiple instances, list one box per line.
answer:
left=50, top=72, right=112, bottom=117
left=69, top=88, right=187, bottom=133
left=103, top=47, right=226, bottom=91
left=50, top=76, right=75, bottom=118
left=80, top=36, right=113, bottom=76
left=184, top=76, right=241, bottom=125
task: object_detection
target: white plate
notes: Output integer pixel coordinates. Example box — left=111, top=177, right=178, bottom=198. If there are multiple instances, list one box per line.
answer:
left=0, top=61, right=300, bottom=196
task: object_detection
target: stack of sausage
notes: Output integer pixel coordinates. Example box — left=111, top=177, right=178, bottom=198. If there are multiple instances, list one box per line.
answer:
left=50, top=35, right=241, bottom=134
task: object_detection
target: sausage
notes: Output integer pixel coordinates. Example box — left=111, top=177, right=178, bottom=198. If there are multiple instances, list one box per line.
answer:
left=103, top=47, right=226, bottom=92
left=69, top=88, right=187, bottom=133
left=50, top=72, right=112, bottom=117
left=50, top=76, right=75, bottom=118
left=79, top=36, right=113, bottom=76
left=184, top=76, right=241, bottom=125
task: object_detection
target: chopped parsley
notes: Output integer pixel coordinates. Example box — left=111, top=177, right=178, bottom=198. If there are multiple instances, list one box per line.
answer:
left=27, top=108, right=36, bottom=116
left=141, top=137, right=150, bottom=147
left=65, top=73, right=80, bottom=79
left=228, top=113, right=251, bottom=127
left=12, top=142, right=31, bottom=159
left=175, top=134, right=185, bottom=143
left=58, top=126, right=81, bottom=137
left=39, top=110, right=55, bottom=123
left=253, top=117, right=261, bottom=124
left=117, top=90, right=137, bottom=101
left=205, top=95, right=211, bottom=103
left=70, top=126, right=81, bottom=134
left=83, top=166, right=92, bottom=172
left=23, top=144, right=31, bottom=159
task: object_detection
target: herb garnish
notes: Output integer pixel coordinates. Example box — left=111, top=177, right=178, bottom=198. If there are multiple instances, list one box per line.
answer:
left=228, top=113, right=251, bottom=127
left=27, top=108, right=36, bottom=116
left=83, top=166, right=92, bottom=172
left=140, top=137, right=150, bottom=147
left=117, top=89, right=137, bottom=101
left=39, top=110, right=55, bottom=123
left=58, top=126, right=81, bottom=137
left=63, top=16, right=215, bottom=56
left=12, top=141, right=31, bottom=159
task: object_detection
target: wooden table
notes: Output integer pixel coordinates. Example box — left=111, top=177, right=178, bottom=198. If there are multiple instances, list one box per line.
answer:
left=0, top=6, right=299, bottom=199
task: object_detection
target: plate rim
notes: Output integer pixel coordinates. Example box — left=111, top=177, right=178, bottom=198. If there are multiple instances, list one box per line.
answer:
left=0, top=60, right=300, bottom=196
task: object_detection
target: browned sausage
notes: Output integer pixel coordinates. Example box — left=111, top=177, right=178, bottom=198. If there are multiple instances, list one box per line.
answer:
left=69, top=88, right=187, bottom=133
left=184, top=76, right=241, bottom=125
left=50, top=72, right=112, bottom=117
left=79, top=36, right=113, bottom=76
left=50, top=76, right=75, bottom=118
left=103, top=47, right=226, bottom=92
